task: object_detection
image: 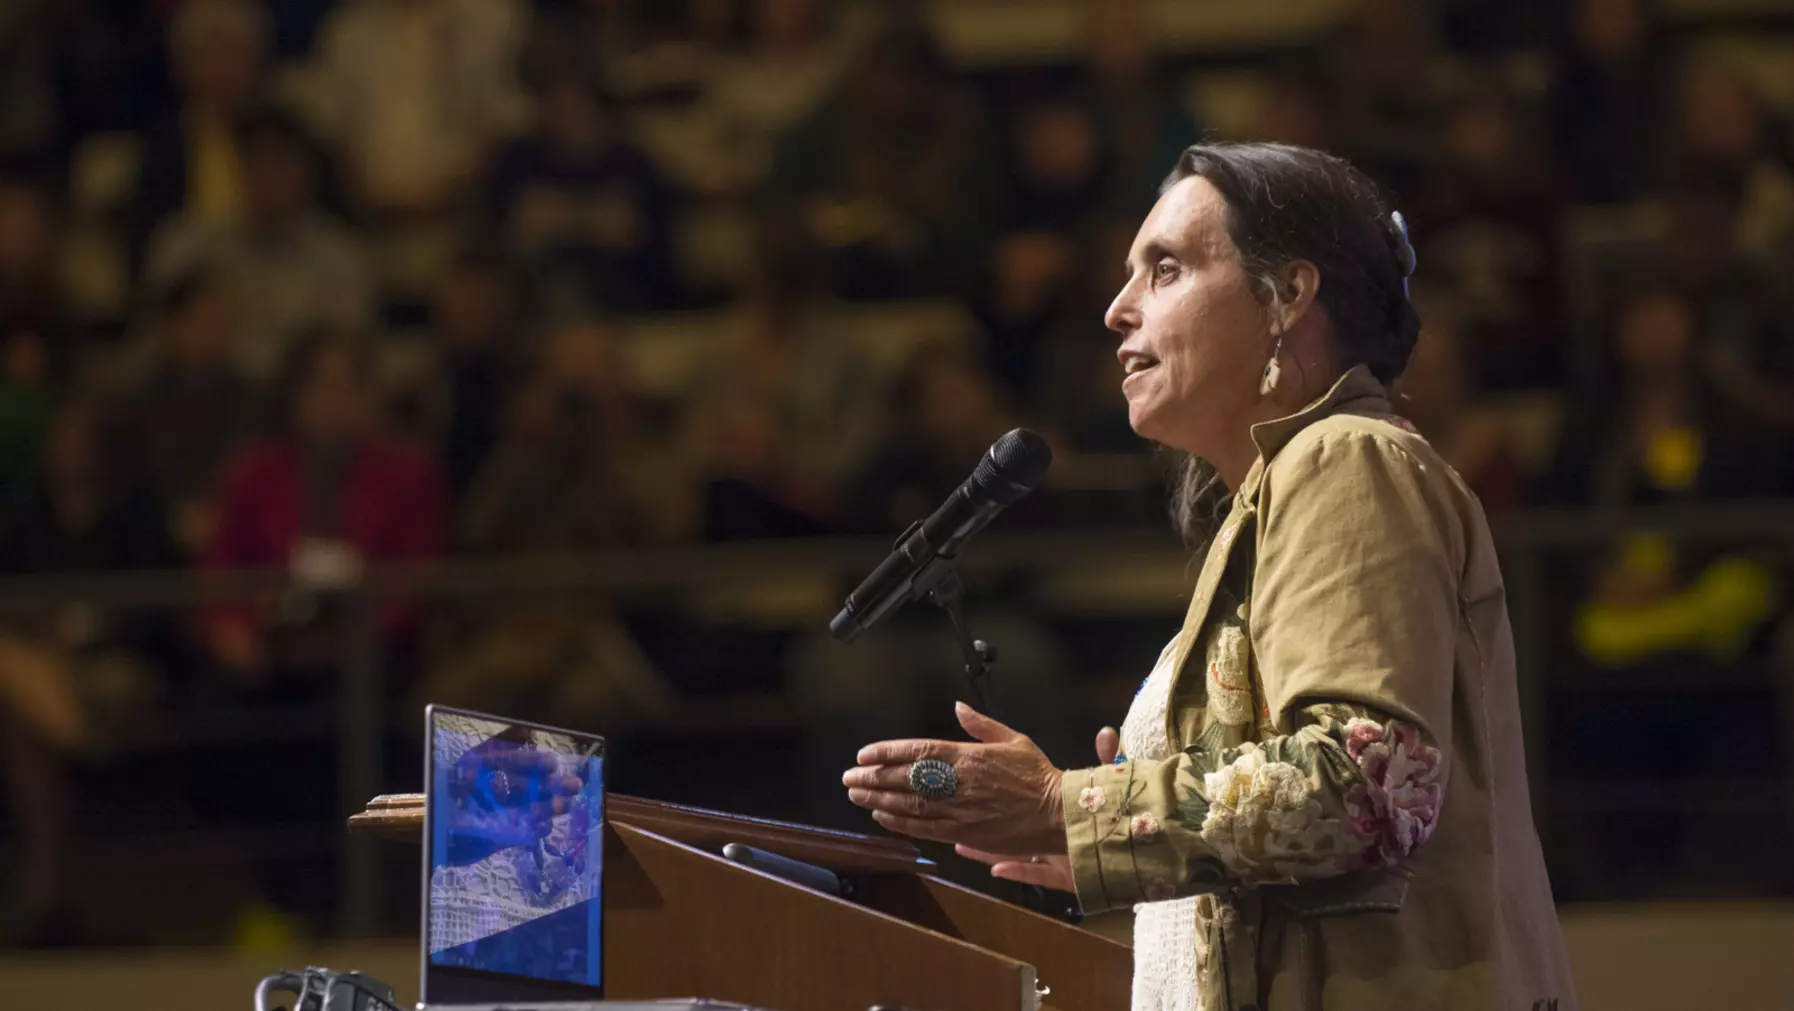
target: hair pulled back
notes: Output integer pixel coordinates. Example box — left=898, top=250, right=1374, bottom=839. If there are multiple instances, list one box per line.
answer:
left=1159, top=142, right=1420, bottom=547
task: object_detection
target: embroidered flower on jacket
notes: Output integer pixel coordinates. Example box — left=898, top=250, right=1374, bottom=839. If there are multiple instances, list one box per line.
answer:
left=1338, top=718, right=1444, bottom=868
left=1197, top=744, right=1352, bottom=881
left=1079, top=786, right=1108, bottom=812
left=1130, top=813, right=1161, bottom=840
left=1144, top=877, right=1177, bottom=902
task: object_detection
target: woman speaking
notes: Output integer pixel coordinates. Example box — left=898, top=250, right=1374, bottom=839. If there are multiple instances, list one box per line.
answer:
left=842, top=143, right=1579, bottom=1010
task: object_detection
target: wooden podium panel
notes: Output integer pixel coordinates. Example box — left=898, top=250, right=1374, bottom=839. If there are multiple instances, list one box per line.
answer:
left=360, top=792, right=1129, bottom=1011
left=854, top=875, right=1131, bottom=1011
left=606, top=822, right=1037, bottom=1011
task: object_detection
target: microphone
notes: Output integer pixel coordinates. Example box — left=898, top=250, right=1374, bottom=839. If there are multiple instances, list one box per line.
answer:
left=830, top=428, right=1052, bottom=643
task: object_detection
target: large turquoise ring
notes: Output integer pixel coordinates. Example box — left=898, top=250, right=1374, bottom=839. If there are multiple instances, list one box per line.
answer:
left=908, top=758, right=958, bottom=801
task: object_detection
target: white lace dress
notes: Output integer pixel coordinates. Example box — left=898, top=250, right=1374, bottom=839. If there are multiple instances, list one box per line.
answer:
left=1119, top=642, right=1209, bottom=1011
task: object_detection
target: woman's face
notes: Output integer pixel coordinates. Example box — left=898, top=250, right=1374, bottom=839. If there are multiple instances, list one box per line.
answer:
left=1104, top=177, right=1272, bottom=455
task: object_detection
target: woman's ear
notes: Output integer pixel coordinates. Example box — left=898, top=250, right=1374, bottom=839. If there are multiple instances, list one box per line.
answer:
left=1275, top=259, right=1322, bottom=333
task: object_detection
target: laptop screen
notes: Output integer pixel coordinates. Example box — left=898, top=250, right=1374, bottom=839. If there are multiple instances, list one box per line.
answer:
left=423, top=706, right=605, bottom=1003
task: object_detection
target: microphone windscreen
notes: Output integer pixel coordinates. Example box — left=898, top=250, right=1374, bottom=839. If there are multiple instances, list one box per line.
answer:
left=972, top=428, right=1053, bottom=505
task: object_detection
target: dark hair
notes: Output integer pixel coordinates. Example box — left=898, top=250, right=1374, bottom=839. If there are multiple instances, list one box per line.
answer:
left=1158, top=142, right=1421, bottom=547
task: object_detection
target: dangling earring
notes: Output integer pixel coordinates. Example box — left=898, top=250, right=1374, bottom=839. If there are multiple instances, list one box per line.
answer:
left=1259, top=335, right=1284, bottom=396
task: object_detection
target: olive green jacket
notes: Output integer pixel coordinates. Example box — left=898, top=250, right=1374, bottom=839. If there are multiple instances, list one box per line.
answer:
left=1062, top=366, right=1579, bottom=1011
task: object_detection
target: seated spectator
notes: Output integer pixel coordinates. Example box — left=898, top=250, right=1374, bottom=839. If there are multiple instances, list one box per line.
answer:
left=107, top=268, right=259, bottom=556
left=147, top=106, right=375, bottom=381
left=1659, top=184, right=1794, bottom=492
left=840, top=345, right=1020, bottom=535
left=402, top=252, right=526, bottom=497
left=2, top=397, right=181, bottom=575
left=484, top=67, right=676, bottom=313
left=1324, top=0, right=1460, bottom=195
left=458, top=317, right=696, bottom=552
left=1255, top=66, right=1341, bottom=154
left=305, top=0, right=528, bottom=216
left=1393, top=288, right=1525, bottom=515
left=1550, top=0, right=1672, bottom=203
left=668, top=0, right=847, bottom=197
left=1669, top=57, right=1794, bottom=257
left=1026, top=220, right=1140, bottom=455
left=0, top=397, right=181, bottom=946
left=435, top=317, right=683, bottom=727
left=1077, top=0, right=1201, bottom=214
left=1543, top=289, right=1780, bottom=667
left=974, top=86, right=1106, bottom=398
left=763, top=22, right=1000, bottom=300
left=0, top=173, right=78, bottom=381
left=0, top=327, right=53, bottom=519
left=1417, top=76, right=1568, bottom=391
left=128, top=0, right=269, bottom=265
left=697, top=251, right=882, bottom=538
left=202, top=331, right=445, bottom=681
left=1547, top=288, right=1765, bottom=507
left=0, top=175, right=64, bottom=511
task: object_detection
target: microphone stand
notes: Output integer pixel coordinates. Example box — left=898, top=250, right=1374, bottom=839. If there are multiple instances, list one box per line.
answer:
left=912, top=558, right=1078, bottom=924
left=912, top=559, right=998, bottom=717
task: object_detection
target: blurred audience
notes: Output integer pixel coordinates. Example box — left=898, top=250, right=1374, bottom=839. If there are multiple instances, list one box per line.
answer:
left=128, top=0, right=270, bottom=265
left=146, top=106, right=373, bottom=380
left=673, top=0, right=847, bottom=197
left=0, top=175, right=64, bottom=511
left=763, top=22, right=999, bottom=300
left=459, top=317, right=694, bottom=552
left=407, top=251, right=526, bottom=497
left=842, top=345, right=1018, bottom=535
left=202, top=330, right=443, bottom=680
left=484, top=67, right=676, bottom=314
left=1417, top=76, right=1568, bottom=391
left=304, top=0, right=527, bottom=216
left=1551, top=0, right=1671, bottom=204
left=1395, top=288, right=1525, bottom=515
left=1327, top=0, right=1461, bottom=195
left=0, top=174, right=77, bottom=381
left=106, top=269, right=258, bottom=557
left=697, top=248, right=881, bottom=539
left=1077, top=0, right=1201, bottom=213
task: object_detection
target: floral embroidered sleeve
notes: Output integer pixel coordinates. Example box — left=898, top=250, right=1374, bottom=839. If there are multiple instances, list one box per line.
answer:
left=1065, top=427, right=1464, bottom=913
left=1061, top=701, right=1444, bottom=911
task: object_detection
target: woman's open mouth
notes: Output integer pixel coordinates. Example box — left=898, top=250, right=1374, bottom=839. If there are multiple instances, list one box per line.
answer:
left=1120, top=351, right=1160, bottom=387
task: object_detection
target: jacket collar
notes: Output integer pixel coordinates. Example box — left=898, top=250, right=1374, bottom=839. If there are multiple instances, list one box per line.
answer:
left=1238, top=364, right=1392, bottom=503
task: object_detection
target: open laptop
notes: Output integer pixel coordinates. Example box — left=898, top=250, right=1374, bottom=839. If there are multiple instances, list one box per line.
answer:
left=421, top=705, right=608, bottom=1009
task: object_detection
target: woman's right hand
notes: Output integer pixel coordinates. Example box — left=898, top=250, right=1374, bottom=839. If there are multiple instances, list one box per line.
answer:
left=954, top=725, right=1120, bottom=893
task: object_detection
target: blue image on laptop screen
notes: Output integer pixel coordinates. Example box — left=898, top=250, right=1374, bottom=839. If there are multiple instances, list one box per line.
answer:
left=427, top=711, right=604, bottom=990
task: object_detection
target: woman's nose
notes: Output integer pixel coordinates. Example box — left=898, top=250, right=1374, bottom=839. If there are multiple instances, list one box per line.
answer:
left=1105, top=289, right=1141, bottom=337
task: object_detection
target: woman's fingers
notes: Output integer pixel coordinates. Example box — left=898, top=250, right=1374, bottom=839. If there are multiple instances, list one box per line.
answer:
left=840, top=764, right=917, bottom=790
left=847, top=787, right=936, bottom=817
left=989, top=860, right=1073, bottom=891
left=855, top=738, right=957, bottom=766
left=954, top=844, right=1020, bottom=866
left=870, top=810, right=957, bottom=843
left=1095, top=726, right=1120, bottom=765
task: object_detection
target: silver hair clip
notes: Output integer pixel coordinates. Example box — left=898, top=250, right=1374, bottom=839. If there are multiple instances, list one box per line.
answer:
left=1390, top=210, right=1417, bottom=298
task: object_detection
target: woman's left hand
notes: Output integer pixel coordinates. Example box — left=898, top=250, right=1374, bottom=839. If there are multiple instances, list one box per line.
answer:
left=843, top=702, right=1066, bottom=855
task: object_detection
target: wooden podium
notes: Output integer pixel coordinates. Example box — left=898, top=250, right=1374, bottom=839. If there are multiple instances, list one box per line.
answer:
left=352, top=793, right=1130, bottom=1011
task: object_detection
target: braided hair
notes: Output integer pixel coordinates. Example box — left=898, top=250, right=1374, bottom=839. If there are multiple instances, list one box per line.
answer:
left=1157, top=142, right=1422, bottom=546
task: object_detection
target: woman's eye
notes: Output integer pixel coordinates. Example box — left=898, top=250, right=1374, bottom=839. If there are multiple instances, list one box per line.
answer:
left=1154, top=260, right=1178, bottom=283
